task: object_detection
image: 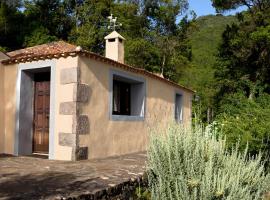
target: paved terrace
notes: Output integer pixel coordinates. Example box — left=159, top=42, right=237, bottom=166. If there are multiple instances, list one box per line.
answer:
left=0, top=153, right=147, bottom=200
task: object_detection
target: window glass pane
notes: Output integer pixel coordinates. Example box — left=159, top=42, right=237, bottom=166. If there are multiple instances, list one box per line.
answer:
left=111, top=72, right=145, bottom=120
left=113, top=81, right=120, bottom=113
left=175, top=94, right=183, bottom=123
left=113, top=80, right=131, bottom=115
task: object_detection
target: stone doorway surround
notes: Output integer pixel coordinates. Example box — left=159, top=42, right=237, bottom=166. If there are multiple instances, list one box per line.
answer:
left=14, top=59, right=90, bottom=161
left=15, top=60, right=56, bottom=159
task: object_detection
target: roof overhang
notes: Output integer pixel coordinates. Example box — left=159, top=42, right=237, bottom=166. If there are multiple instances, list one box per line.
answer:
left=1, top=49, right=195, bottom=94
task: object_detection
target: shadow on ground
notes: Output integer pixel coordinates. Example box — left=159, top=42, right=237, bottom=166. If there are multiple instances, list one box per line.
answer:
left=0, top=153, right=147, bottom=200
left=0, top=172, right=103, bottom=200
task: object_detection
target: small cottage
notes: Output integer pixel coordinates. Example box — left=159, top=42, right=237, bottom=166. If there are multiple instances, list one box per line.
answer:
left=0, top=31, right=194, bottom=161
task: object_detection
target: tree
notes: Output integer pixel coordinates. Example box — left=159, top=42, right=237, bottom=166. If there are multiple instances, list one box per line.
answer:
left=0, top=0, right=193, bottom=83
left=0, top=0, right=22, bottom=8
left=211, top=0, right=270, bottom=13
left=69, top=0, right=193, bottom=82
left=68, top=0, right=113, bottom=53
left=125, top=38, right=161, bottom=72
left=212, top=0, right=270, bottom=103
left=212, top=0, right=270, bottom=157
left=23, top=0, right=74, bottom=43
left=141, top=0, right=191, bottom=80
left=23, top=26, right=57, bottom=47
left=215, top=10, right=270, bottom=103
left=0, top=0, right=24, bottom=50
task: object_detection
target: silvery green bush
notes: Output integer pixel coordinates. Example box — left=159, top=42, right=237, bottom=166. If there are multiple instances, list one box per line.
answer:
left=147, top=123, right=270, bottom=200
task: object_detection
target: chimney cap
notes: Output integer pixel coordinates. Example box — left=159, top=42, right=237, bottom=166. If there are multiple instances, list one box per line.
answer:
left=104, top=31, right=125, bottom=40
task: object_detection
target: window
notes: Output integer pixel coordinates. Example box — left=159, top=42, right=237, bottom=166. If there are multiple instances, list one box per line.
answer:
left=113, top=80, right=131, bottom=115
left=110, top=70, right=146, bottom=121
left=175, top=93, right=183, bottom=123
left=108, top=38, right=115, bottom=42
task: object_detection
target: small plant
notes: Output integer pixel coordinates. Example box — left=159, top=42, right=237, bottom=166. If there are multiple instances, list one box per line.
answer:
left=135, top=186, right=151, bottom=200
left=147, top=123, right=270, bottom=200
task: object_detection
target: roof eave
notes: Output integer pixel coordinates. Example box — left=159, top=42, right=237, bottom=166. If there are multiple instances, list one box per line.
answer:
left=1, top=51, right=78, bottom=65
left=1, top=50, right=195, bottom=94
left=77, top=50, right=195, bottom=94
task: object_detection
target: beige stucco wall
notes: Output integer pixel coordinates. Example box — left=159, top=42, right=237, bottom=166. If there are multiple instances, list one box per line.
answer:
left=2, top=64, right=18, bottom=154
left=0, top=64, right=4, bottom=153
left=53, top=56, right=79, bottom=160
left=79, top=56, right=193, bottom=159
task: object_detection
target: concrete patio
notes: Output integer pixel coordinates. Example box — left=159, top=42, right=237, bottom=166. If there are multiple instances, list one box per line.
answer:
left=0, top=153, right=147, bottom=200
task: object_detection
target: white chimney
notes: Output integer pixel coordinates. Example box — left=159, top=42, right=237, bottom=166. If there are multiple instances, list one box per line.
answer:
left=104, top=31, right=125, bottom=63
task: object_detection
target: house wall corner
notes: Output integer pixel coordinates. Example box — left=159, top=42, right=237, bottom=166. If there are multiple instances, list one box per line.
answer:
left=55, top=56, right=90, bottom=161
left=0, top=64, right=4, bottom=154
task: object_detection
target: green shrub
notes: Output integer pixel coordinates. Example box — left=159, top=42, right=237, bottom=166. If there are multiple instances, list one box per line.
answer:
left=135, top=186, right=151, bottom=200
left=147, top=123, right=270, bottom=200
left=216, top=93, right=270, bottom=157
left=0, top=46, right=7, bottom=52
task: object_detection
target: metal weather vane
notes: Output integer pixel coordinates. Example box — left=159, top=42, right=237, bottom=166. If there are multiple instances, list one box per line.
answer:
left=107, top=14, right=122, bottom=31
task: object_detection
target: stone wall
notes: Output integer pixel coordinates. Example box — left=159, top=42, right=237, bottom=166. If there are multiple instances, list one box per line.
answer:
left=63, top=175, right=148, bottom=200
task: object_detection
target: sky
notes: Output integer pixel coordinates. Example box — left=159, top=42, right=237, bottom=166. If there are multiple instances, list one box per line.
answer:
left=188, top=0, right=247, bottom=16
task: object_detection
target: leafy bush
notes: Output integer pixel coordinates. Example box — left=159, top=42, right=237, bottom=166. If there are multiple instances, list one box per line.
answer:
left=135, top=186, right=151, bottom=200
left=0, top=46, right=6, bottom=52
left=216, top=93, right=270, bottom=157
left=147, top=123, right=270, bottom=200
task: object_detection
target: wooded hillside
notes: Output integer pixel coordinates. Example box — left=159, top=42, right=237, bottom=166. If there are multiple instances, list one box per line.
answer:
left=181, top=14, right=236, bottom=122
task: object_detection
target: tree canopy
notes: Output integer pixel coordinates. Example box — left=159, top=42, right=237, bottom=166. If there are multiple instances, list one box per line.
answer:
left=210, top=0, right=270, bottom=156
left=212, top=0, right=270, bottom=12
left=0, top=0, right=194, bottom=82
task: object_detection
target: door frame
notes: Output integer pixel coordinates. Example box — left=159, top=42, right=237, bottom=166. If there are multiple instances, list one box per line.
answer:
left=14, top=60, right=56, bottom=159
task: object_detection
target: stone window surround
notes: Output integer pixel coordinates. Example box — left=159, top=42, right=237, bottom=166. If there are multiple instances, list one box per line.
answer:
left=14, top=60, right=56, bottom=159
left=109, top=69, right=146, bottom=121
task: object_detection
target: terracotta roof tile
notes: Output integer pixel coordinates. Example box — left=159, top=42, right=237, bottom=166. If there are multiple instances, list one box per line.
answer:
left=7, top=41, right=77, bottom=59
left=2, top=41, right=195, bottom=93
